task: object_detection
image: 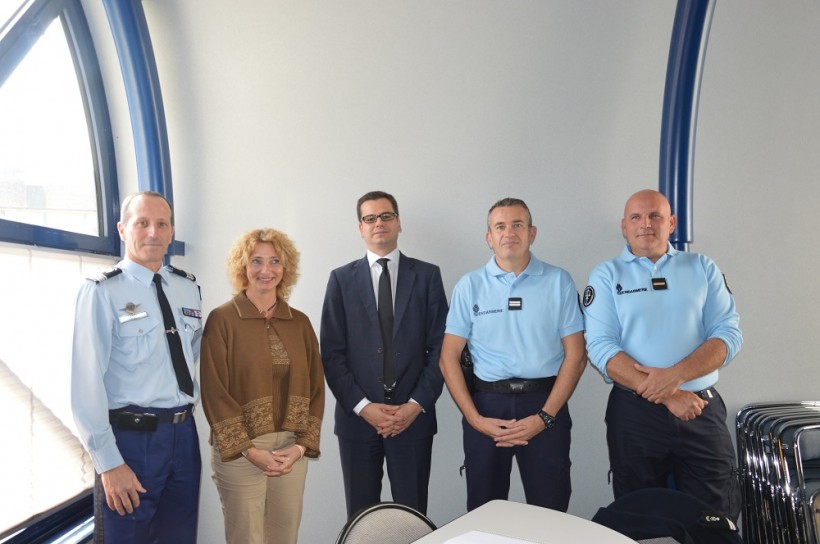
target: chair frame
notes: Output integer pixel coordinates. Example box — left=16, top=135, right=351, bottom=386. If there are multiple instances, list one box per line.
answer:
left=335, top=502, right=437, bottom=544
left=736, top=401, right=820, bottom=544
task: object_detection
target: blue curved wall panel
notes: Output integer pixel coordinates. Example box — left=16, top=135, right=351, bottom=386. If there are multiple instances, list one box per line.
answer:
left=659, top=0, right=716, bottom=251
left=102, top=0, right=183, bottom=255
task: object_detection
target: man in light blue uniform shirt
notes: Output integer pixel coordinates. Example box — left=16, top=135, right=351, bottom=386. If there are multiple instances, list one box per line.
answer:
left=583, top=189, right=742, bottom=521
left=440, top=198, right=586, bottom=512
left=71, top=191, right=203, bottom=543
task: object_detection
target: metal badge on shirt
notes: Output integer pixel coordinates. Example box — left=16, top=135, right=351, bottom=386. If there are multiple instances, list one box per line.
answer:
left=118, top=302, right=148, bottom=323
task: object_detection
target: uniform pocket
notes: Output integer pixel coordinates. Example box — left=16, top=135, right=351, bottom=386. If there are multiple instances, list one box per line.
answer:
left=116, top=315, right=161, bottom=367
left=180, top=315, right=203, bottom=343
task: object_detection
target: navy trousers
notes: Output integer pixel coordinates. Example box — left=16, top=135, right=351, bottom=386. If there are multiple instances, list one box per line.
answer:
left=463, top=390, right=572, bottom=512
left=338, top=433, right=434, bottom=518
left=95, top=405, right=201, bottom=543
left=605, top=386, right=741, bottom=522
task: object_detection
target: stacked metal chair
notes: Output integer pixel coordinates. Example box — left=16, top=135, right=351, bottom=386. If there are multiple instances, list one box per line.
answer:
left=736, top=401, right=820, bottom=544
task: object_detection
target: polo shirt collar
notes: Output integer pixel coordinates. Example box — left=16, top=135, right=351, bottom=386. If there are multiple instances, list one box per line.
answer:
left=621, top=242, right=679, bottom=265
left=485, top=252, right=544, bottom=277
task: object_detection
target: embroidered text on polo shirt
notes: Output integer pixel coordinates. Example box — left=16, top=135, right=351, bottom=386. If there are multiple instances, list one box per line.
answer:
left=615, top=283, right=647, bottom=295
left=472, top=304, right=504, bottom=317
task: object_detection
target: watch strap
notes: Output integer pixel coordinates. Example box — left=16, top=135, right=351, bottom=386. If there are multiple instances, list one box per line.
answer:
left=537, top=409, right=556, bottom=429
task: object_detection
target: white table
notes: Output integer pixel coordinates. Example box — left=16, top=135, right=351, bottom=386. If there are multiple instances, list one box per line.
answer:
left=414, top=500, right=638, bottom=543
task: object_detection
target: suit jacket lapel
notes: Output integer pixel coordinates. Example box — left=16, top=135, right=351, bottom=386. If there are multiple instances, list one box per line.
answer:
left=393, top=253, right=415, bottom=335
left=354, top=256, right=379, bottom=328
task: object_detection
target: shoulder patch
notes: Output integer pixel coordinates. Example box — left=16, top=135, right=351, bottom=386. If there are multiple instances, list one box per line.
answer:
left=89, top=267, right=122, bottom=284
left=582, top=285, right=595, bottom=307
left=167, top=265, right=197, bottom=282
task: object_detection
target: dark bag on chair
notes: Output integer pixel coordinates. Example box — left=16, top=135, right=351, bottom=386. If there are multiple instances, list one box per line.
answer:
left=460, top=345, right=475, bottom=395
left=591, top=488, right=742, bottom=544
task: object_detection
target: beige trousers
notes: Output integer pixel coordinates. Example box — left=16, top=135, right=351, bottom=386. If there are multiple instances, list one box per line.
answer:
left=212, top=431, right=308, bottom=544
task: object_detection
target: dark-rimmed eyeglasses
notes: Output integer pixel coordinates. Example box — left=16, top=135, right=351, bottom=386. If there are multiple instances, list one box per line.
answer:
left=361, top=212, right=398, bottom=224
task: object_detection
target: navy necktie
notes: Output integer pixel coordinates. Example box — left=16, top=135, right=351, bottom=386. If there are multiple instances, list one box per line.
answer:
left=377, top=258, right=396, bottom=398
left=153, top=274, right=194, bottom=396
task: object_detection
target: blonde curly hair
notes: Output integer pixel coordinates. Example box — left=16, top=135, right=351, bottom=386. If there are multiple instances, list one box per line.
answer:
left=226, top=228, right=300, bottom=300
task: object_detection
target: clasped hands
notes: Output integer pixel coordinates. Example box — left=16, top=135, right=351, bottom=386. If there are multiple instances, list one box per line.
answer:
left=101, top=443, right=303, bottom=516
left=361, top=402, right=422, bottom=437
left=245, top=444, right=302, bottom=476
left=633, top=363, right=708, bottom=422
left=469, top=414, right=545, bottom=448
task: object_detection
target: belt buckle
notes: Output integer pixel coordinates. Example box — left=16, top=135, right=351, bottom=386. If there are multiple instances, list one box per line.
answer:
left=508, top=380, right=524, bottom=393
left=384, top=385, right=394, bottom=401
left=172, top=410, right=188, bottom=424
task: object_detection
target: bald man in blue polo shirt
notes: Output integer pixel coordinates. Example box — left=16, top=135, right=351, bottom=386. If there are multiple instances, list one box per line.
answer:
left=583, top=189, right=742, bottom=521
left=439, top=197, right=586, bottom=512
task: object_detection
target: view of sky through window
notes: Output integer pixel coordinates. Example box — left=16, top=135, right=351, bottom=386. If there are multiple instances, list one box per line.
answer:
left=0, top=14, right=99, bottom=236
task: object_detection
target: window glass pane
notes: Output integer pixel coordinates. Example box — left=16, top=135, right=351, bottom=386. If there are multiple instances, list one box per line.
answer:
left=1, top=0, right=26, bottom=30
left=0, top=17, right=99, bottom=236
left=0, top=245, right=98, bottom=536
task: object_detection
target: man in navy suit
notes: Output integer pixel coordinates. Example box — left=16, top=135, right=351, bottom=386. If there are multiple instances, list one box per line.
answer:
left=321, top=191, right=448, bottom=518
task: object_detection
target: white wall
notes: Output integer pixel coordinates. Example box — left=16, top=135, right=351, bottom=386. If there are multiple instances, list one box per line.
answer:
left=71, top=1, right=820, bottom=541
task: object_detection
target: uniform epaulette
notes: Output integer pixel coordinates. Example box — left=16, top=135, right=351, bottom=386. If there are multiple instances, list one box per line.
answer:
left=167, top=265, right=197, bottom=282
left=89, top=267, right=122, bottom=284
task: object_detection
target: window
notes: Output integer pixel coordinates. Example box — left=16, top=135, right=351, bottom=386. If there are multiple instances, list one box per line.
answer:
left=0, top=243, right=105, bottom=540
left=0, top=0, right=119, bottom=255
left=0, top=0, right=118, bottom=538
left=0, top=17, right=98, bottom=235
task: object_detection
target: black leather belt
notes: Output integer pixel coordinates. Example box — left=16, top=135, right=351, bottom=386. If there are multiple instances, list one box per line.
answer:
left=109, top=405, right=193, bottom=432
left=613, top=382, right=716, bottom=401
left=473, top=376, right=556, bottom=394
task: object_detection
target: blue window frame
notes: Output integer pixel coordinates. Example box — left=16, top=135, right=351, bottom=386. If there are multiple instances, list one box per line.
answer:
left=0, top=0, right=119, bottom=255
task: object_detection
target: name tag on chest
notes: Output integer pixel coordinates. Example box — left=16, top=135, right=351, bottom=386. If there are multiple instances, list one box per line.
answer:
left=652, top=278, right=668, bottom=290
left=119, top=311, right=149, bottom=323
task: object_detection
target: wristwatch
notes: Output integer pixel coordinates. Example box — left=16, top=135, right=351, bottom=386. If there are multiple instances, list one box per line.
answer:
left=537, top=409, right=556, bottom=429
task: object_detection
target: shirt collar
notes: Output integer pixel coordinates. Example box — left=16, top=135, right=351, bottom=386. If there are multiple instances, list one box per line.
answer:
left=485, top=252, right=544, bottom=277
left=234, top=292, right=293, bottom=320
left=621, top=242, right=678, bottom=263
left=366, top=248, right=400, bottom=268
left=120, top=257, right=162, bottom=288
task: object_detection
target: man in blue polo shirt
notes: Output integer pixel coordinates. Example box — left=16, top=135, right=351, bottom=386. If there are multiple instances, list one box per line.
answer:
left=439, top=197, right=586, bottom=512
left=583, top=189, right=742, bottom=521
